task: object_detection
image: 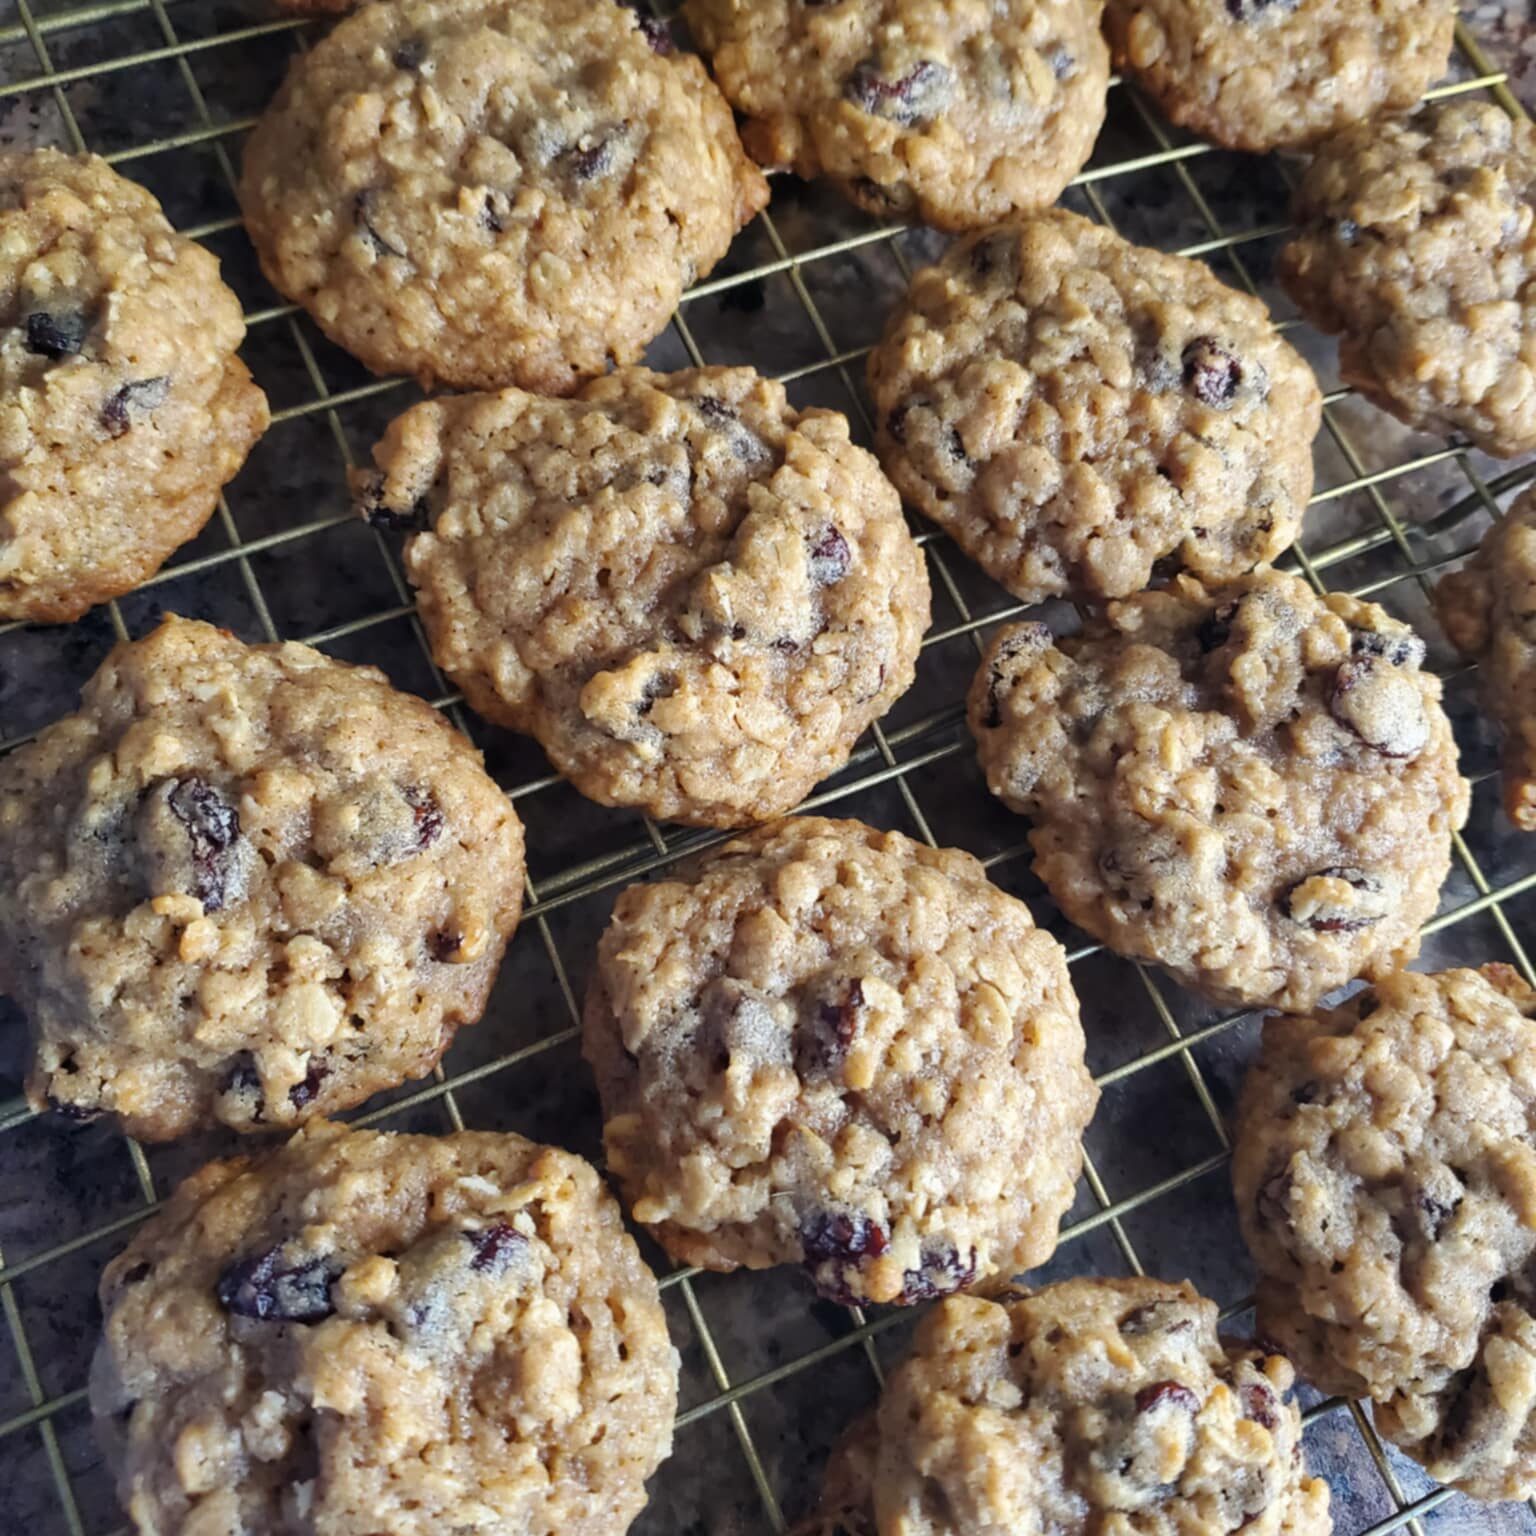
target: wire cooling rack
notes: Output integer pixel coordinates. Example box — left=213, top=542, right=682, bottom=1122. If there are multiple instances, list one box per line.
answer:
left=0, top=3, right=1534, bottom=1533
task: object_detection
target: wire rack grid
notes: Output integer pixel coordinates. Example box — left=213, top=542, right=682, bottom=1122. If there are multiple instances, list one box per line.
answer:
left=0, top=3, right=1532, bottom=1533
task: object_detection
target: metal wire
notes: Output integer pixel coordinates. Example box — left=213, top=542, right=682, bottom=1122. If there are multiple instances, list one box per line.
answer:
left=0, top=4, right=1533, bottom=1533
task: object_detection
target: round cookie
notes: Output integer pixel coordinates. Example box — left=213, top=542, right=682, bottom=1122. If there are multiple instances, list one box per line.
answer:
left=1437, top=491, right=1536, bottom=832
left=1280, top=100, right=1536, bottom=459
left=91, top=1120, right=678, bottom=1536
left=581, top=817, right=1095, bottom=1306
left=968, top=568, right=1469, bottom=1011
left=1233, top=965, right=1536, bottom=1501
left=682, top=0, right=1108, bottom=231
left=867, top=211, right=1320, bottom=606
left=871, top=1279, right=1330, bottom=1535
left=356, top=366, right=930, bottom=828
left=1105, top=0, right=1454, bottom=153
left=0, top=150, right=268, bottom=623
left=0, top=615, right=525, bottom=1142
left=238, top=0, right=767, bottom=393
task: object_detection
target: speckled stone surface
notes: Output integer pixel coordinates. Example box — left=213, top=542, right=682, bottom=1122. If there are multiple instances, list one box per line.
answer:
left=0, top=5, right=1534, bottom=1536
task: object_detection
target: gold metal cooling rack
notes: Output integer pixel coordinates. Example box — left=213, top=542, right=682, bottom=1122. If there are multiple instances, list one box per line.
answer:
left=0, top=2, right=1533, bottom=1532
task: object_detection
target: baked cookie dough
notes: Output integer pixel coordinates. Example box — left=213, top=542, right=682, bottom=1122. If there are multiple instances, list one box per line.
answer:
left=582, top=817, right=1095, bottom=1305
left=682, top=0, right=1108, bottom=231
left=356, top=366, right=930, bottom=828
left=0, top=150, right=267, bottom=623
left=91, top=1120, right=678, bottom=1536
left=797, top=1277, right=1330, bottom=1536
left=867, top=211, right=1320, bottom=606
left=1234, top=964, right=1536, bottom=1501
left=0, top=616, right=525, bottom=1142
left=1280, top=100, right=1536, bottom=459
left=239, top=0, right=767, bottom=393
left=968, top=568, right=1469, bottom=1011
left=1105, top=0, right=1454, bottom=153
left=1437, top=491, right=1536, bottom=831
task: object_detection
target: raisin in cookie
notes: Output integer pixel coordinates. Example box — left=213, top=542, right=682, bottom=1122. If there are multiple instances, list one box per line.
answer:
left=582, top=817, right=1095, bottom=1305
left=799, top=1278, right=1329, bottom=1535
left=868, top=212, right=1320, bottom=606
left=0, top=616, right=525, bottom=1142
left=356, top=366, right=930, bottom=828
left=91, top=1120, right=678, bottom=1536
left=0, top=150, right=267, bottom=623
left=1281, top=101, right=1536, bottom=459
left=239, top=0, right=767, bottom=393
left=1437, top=491, right=1536, bottom=832
left=1234, top=965, right=1536, bottom=1501
left=969, top=569, right=1468, bottom=1011
left=1105, top=0, right=1453, bottom=153
left=682, top=0, right=1108, bottom=231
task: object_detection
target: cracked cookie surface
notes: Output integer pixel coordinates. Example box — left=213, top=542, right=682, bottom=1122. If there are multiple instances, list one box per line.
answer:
left=868, top=211, right=1320, bottom=606
left=582, top=817, right=1094, bottom=1305
left=0, top=616, right=525, bottom=1142
left=968, top=568, right=1468, bottom=1010
left=1234, top=965, right=1536, bottom=1501
left=1281, top=100, right=1536, bottom=458
left=1105, top=0, right=1453, bottom=152
left=91, top=1120, right=678, bottom=1536
left=682, top=0, right=1107, bottom=230
left=239, top=0, right=766, bottom=393
left=796, top=1277, right=1329, bottom=1536
left=357, top=366, right=930, bottom=828
left=0, top=150, right=267, bottom=622
left=1436, top=491, right=1536, bottom=832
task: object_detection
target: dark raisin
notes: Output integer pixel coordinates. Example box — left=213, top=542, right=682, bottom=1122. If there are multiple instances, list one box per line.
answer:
left=800, top=1210, right=889, bottom=1303
left=25, top=309, right=87, bottom=358
left=481, top=194, right=504, bottom=235
left=360, top=483, right=431, bottom=533
left=392, top=36, right=426, bottom=69
left=1121, top=1301, right=1195, bottom=1336
left=1241, top=1380, right=1278, bottom=1430
left=47, top=1095, right=100, bottom=1122
left=696, top=396, right=738, bottom=427
left=564, top=135, right=617, bottom=183
left=637, top=672, right=676, bottom=719
left=217, top=1246, right=339, bottom=1323
left=466, top=1222, right=528, bottom=1274
left=101, top=375, right=169, bottom=438
left=166, top=776, right=240, bottom=912
left=636, top=13, right=673, bottom=52
left=945, top=426, right=969, bottom=463
left=795, top=979, right=864, bottom=1075
left=901, top=1243, right=978, bottom=1303
left=355, top=191, right=405, bottom=259
left=772, top=636, right=800, bottom=654
left=982, top=622, right=1052, bottom=728
left=122, top=1261, right=152, bottom=1285
left=1419, top=1192, right=1458, bottom=1239
left=1197, top=600, right=1239, bottom=653
left=1135, top=1380, right=1200, bottom=1414
left=844, top=58, right=952, bottom=127
left=403, top=786, right=443, bottom=849
left=809, top=526, right=851, bottom=585
left=1182, top=337, right=1242, bottom=408
left=1283, top=866, right=1388, bottom=933
left=220, top=1054, right=264, bottom=1120
left=1349, top=627, right=1425, bottom=669
left=1225, top=0, right=1296, bottom=16
left=428, top=928, right=464, bottom=962
left=288, top=1057, right=329, bottom=1110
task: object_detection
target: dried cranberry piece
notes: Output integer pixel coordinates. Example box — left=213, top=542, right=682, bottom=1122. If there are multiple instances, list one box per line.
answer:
left=1241, top=1380, right=1278, bottom=1430
left=795, top=979, right=864, bottom=1075
left=392, top=36, right=426, bottom=69
left=404, top=786, right=443, bottom=849
left=466, top=1221, right=528, bottom=1274
left=1121, top=1300, right=1196, bottom=1336
left=1182, top=338, right=1242, bottom=407
left=1135, top=1380, right=1200, bottom=1414
left=101, top=375, right=169, bottom=438
left=217, top=1246, right=340, bottom=1323
left=901, top=1243, right=978, bottom=1303
left=166, top=776, right=241, bottom=912
left=564, top=135, right=618, bottom=183
left=844, top=58, right=952, bottom=127
left=288, top=1058, right=329, bottom=1110
left=25, top=309, right=86, bottom=358
left=355, top=191, right=405, bottom=259
left=801, top=1210, right=889, bottom=1303
left=1349, top=627, right=1425, bottom=669
left=1283, top=866, right=1387, bottom=933
left=809, top=526, right=851, bottom=585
